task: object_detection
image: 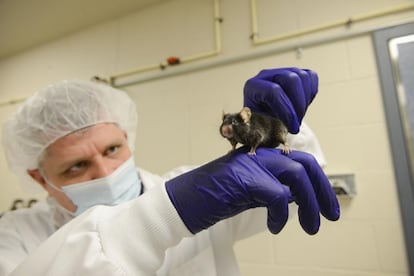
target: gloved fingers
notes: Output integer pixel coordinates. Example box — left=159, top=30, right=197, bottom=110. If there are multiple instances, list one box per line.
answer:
left=259, top=67, right=318, bottom=119
left=252, top=150, right=321, bottom=235
left=271, top=69, right=307, bottom=121
left=288, top=151, right=340, bottom=221
left=244, top=67, right=319, bottom=134
left=275, top=160, right=321, bottom=235
left=284, top=68, right=318, bottom=106
left=266, top=192, right=289, bottom=234
left=302, top=69, right=319, bottom=102
left=243, top=78, right=300, bottom=133
left=253, top=68, right=318, bottom=101
left=243, top=164, right=291, bottom=234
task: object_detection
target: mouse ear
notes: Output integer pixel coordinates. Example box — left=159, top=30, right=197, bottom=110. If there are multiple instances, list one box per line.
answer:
left=240, top=107, right=251, bottom=123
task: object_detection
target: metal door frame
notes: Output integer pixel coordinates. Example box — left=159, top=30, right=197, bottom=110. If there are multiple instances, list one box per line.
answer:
left=373, top=22, right=414, bottom=274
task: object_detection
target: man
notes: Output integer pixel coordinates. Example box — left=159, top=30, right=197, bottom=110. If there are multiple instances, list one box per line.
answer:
left=0, top=68, right=339, bottom=275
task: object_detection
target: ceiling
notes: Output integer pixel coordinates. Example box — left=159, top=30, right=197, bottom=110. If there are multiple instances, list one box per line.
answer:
left=0, top=0, right=168, bottom=60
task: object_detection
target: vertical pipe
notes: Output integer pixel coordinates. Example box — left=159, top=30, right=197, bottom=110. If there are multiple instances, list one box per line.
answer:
left=249, top=0, right=258, bottom=40
left=214, top=0, right=222, bottom=52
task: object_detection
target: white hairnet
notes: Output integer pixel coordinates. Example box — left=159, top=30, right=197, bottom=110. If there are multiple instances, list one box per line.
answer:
left=2, top=80, right=137, bottom=193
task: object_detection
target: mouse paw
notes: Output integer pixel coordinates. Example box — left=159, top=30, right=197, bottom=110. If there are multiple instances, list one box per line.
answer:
left=248, top=148, right=257, bottom=155
left=281, top=144, right=291, bottom=155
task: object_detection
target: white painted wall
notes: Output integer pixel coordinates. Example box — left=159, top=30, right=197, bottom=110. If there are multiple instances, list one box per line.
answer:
left=1, top=0, right=413, bottom=275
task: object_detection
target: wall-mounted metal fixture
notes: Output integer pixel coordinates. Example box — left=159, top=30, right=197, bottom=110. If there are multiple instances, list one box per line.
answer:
left=327, top=174, right=356, bottom=198
left=249, top=0, right=414, bottom=46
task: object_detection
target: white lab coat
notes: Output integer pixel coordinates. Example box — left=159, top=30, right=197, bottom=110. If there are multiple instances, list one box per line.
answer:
left=0, top=167, right=283, bottom=276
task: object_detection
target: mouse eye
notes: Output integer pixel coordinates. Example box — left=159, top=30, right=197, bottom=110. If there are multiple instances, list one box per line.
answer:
left=231, top=119, right=239, bottom=125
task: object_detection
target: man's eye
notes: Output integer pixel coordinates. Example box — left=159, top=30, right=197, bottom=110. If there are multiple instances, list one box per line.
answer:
left=106, top=145, right=120, bottom=156
left=65, top=161, right=88, bottom=176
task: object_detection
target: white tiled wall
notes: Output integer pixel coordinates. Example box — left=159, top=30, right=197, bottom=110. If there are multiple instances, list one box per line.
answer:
left=0, top=0, right=413, bottom=274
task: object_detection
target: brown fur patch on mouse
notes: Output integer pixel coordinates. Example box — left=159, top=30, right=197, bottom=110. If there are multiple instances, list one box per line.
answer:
left=220, top=107, right=290, bottom=155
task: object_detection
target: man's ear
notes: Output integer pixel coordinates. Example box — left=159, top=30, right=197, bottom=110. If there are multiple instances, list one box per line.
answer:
left=27, top=169, right=47, bottom=189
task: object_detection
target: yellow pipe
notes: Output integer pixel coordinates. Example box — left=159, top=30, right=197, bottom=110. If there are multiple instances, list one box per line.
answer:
left=110, top=63, right=163, bottom=80
left=254, top=19, right=346, bottom=45
left=0, top=97, right=26, bottom=108
left=250, top=1, right=414, bottom=45
left=249, top=0, right=258, bottom=40
left=181, top=50, right=219, bottom=64
left=353, top=3, right=414, bottom=22
left=213, top=0, right=222, bottom=52
left=109, top=0, right=222, bottom=86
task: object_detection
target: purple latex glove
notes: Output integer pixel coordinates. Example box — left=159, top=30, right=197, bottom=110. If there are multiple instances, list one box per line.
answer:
left=166, top=147, right=340, bottom=235
left=244, top=67, right=318, bottom=134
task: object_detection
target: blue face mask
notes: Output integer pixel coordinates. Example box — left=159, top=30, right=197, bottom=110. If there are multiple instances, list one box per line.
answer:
left=46, top=157, right=142, bottom=216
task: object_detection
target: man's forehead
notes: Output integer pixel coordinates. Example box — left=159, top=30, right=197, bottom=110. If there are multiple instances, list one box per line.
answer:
left=45, top=123, right=124, bottom=156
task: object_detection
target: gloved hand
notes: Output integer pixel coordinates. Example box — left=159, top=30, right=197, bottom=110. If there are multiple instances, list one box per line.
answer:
left=166, top=147, right=340, bottom=235
left=244, top=67, right=318, bottom=134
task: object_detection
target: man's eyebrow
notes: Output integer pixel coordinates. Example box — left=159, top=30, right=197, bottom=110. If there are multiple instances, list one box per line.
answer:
left=105, top=140, right=124, bottom=148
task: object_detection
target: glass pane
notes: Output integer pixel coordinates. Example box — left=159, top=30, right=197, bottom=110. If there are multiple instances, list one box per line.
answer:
left=389, top=34, right=414, bottom=179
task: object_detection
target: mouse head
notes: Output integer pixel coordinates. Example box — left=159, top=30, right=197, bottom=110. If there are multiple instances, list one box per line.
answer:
left=220, top=107, right=252, bottom=139
left=221, top=107, right=251, bottom=126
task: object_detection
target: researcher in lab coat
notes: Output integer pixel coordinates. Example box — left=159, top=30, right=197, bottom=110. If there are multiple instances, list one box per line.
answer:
left=0, top=68, right=339, bottom=275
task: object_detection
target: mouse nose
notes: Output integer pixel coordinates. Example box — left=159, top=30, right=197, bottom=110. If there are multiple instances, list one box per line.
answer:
left=221, top=125, right=233, bottom=138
